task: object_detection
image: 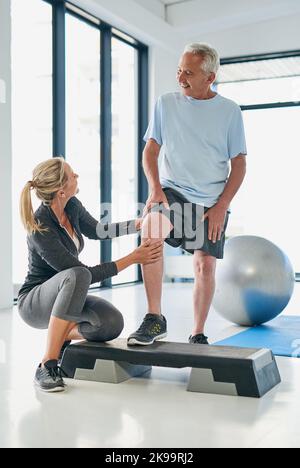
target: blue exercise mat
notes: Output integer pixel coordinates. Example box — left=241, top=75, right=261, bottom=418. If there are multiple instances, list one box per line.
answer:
left=214, top=316, right=300, bottom=358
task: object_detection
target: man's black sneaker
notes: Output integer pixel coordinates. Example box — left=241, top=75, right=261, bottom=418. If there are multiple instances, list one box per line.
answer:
left=189, top=334, right=209, bottom=345
left=58, top=341, right=71, bottom=364
left=127, top=313, right=167, bottom=346
left=34, top=360, right=68, bottom=393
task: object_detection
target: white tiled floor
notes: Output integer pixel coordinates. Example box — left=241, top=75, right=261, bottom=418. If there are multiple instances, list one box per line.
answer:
left=1, top=282, right=300, bottom=448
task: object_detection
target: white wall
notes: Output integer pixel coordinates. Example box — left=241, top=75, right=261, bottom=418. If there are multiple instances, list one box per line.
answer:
left=184, top=13, right=300, bottom=58
left=133, top=0, right=165, bottom=21
left=0, top=0, right=13, bottom=309
left=149, top=47, right=178, bottom=103
left=167, top=0, right=300, bottom=31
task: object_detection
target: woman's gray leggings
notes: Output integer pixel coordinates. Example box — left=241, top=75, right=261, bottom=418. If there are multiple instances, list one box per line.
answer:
left=18, top=267, right=124, bottom=342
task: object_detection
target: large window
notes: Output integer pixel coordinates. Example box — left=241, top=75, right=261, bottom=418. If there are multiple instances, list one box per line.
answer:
left=12, top=0, right=53, bottom=290
left=111, top=36, right=139, bottom=285
left=66, top=14, right=101, bottom=267
left=217, top=52, right=300, bottom=273
left=217, top=56, right=300, bottom=107
left=11, top=0, right=148, bottom=296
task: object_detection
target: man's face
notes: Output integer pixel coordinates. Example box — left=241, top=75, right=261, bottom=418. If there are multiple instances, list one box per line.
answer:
left=177, top=52, right=216, bottom=98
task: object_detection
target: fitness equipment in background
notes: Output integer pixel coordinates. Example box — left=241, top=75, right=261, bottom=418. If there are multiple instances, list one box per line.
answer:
left=213, top=236, right=295, bottom=326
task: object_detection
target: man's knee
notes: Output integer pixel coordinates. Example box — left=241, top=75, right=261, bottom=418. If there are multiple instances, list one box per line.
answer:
left=193, top=253, right=216, bottom=279
left=141, top=211, right=173, bottom=242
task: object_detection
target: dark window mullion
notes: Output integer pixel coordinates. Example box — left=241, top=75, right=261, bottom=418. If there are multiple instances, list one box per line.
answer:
left=137, top=45, right=149, bottom=203
left=241, top=101, right=300, bottom=111
left=52, top=0, right=66, bottom=158
left=220, top=49, right=300, bottom=65
left=100, top=25, right=113, bottom=288
left=137, top=45, right=149, bottom=282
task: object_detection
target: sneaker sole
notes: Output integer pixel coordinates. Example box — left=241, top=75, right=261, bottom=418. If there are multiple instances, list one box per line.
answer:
left=34, top=381, right=66, bottom=393
left=127, top=333, right=168, bottom=346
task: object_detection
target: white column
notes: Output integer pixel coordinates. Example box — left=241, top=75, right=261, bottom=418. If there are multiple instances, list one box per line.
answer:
left=0, top=0, right=13, bottom=309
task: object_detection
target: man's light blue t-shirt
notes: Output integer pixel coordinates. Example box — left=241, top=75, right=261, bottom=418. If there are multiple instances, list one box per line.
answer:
left=144, top=92, right=247, bottom=208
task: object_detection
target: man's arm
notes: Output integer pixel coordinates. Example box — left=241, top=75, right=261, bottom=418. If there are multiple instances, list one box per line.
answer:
left=218, top=154, right=247, bottom=210
left=142, top=139, right=170, bottom=215
left=143, top=139, right=162, bottom=191
left=203, top=154, right=247, bottom=243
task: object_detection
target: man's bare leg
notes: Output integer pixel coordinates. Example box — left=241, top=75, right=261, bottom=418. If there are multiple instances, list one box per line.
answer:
left=192, top=250, right=217, bottom=336
left=141, top=212, right=174, bottom=316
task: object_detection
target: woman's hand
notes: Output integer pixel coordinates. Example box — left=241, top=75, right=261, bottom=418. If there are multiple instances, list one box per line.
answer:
left=132, top=240, right=164, bottom=265
left=135, top=218, right=144, bottom=231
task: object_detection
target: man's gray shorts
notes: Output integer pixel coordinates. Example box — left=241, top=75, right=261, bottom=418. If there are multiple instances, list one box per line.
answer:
left=149, top=187, right=230, bottom=259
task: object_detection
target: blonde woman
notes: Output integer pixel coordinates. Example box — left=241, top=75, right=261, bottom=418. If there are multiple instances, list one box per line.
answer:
left=18, top=157, right=163, bottom=393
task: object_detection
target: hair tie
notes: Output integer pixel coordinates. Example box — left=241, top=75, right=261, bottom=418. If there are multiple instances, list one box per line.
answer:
left=28, top=180, right=36, bottom=190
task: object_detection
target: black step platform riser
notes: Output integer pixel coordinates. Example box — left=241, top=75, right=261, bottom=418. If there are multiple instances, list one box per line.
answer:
left=61, top=339, right=281, bottom=398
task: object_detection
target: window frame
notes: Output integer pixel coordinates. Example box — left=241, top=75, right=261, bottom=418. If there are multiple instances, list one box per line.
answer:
left=219, top=49, right=300, bottom=111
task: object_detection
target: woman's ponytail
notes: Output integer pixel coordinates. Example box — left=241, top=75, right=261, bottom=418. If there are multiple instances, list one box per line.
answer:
left=20, top=181, right=45, bottom=235
left=19, top=157, right=67, bottom=235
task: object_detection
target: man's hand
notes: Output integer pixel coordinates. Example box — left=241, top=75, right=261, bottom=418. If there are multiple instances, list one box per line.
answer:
left=202, top=203, right=228, bottom=243
left=143, top=188, right=170, bottom=219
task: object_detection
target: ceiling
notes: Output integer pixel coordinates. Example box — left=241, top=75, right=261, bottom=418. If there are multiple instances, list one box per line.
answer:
left=134, top=0, right=300, bottom=33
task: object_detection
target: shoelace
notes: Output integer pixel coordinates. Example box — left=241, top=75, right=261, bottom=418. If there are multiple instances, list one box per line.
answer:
left=58, top=341, right=71, bottom=362
left=44, top=365, right=69, bottom=382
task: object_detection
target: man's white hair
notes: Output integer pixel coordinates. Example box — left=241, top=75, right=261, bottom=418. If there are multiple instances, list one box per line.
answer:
left=184, top=43, right=220, bottom=75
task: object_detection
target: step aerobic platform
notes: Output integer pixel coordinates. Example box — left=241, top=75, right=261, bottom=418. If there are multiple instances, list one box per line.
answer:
left=61, top=339, right=281, bottom=398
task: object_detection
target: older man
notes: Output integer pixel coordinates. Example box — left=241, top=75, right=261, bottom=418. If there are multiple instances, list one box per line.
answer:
left=128, top=43, right=247, bottom=346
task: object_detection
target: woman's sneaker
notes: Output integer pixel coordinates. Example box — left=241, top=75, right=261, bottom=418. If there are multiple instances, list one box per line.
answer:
left=34, top=360, right=68, bottom=393
left=127, top=313, right=167, bottom=346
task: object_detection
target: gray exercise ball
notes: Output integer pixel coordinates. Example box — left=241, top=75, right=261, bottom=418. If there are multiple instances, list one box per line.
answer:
left=213, top=236, right=295, bottom=326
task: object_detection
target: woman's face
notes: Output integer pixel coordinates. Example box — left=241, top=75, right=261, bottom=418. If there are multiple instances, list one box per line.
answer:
left=62, top=163, right=79, bottom=199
